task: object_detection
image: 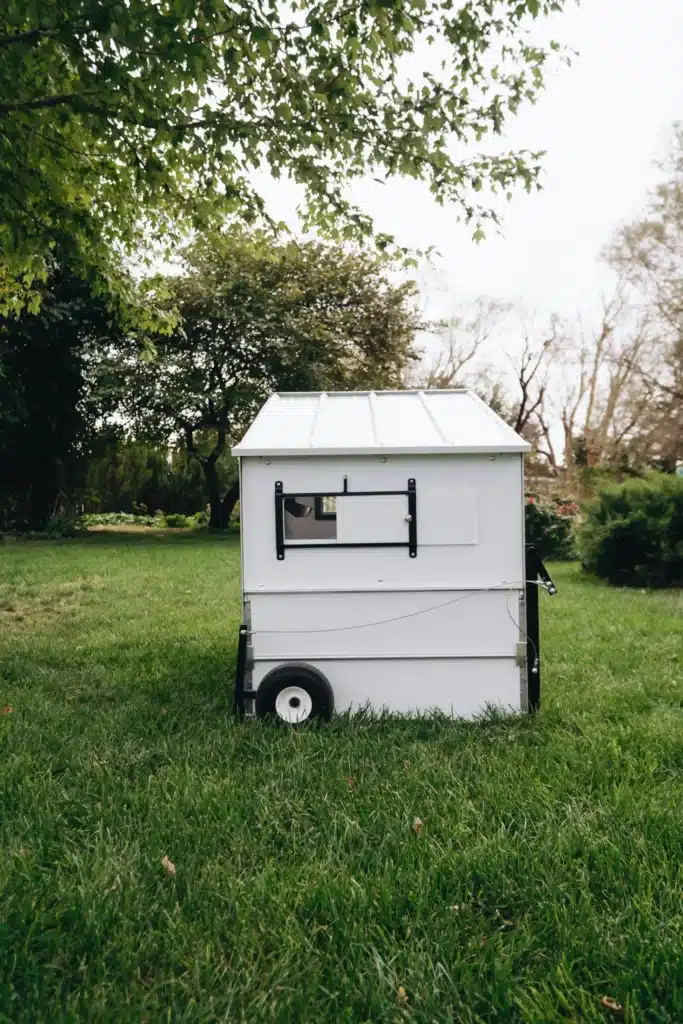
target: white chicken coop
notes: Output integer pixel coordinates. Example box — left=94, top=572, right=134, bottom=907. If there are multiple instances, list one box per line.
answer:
left=232, top=390, right=555, bottom=724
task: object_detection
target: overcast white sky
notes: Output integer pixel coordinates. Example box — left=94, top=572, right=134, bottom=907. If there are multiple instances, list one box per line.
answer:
left=257, top=0, right=683, bottom=329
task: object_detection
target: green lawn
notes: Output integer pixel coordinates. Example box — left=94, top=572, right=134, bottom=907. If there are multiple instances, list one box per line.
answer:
left=1, top=533, right=683, bottom=1023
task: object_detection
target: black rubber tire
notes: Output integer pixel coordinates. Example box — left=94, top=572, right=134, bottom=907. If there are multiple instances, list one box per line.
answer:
left=255, top=663, right=334, bottom=725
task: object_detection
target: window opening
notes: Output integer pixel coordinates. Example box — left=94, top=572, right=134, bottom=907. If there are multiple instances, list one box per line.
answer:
left=284, top=495, right=338, bottom=541
left=275, top=479, right=417, bottom=559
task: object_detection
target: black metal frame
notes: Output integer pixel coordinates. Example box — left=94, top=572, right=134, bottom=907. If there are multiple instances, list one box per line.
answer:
left=233, top=624, right=248, bottom=717
left=275, top=476, right=418, bottom=560
left=524, top=545, right=557, bottom=712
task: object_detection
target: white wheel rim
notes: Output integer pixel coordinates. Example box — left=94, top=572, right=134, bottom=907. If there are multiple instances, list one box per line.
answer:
left=275, top=685, right=313, bottom=724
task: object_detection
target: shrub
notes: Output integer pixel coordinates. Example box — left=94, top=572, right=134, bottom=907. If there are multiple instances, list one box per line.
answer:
left=20, top=517, right=84, bottom=540
left=193, top=509, right=209, bottom=527
left=163, top=513, right=191, bottom=529
left=579, top=473, right=683, bottom=587
left=46, top=517, right=84, bottom=539
left=524, top=495, right=579, bottom=561
left=79, top=512, right=160, bottom=527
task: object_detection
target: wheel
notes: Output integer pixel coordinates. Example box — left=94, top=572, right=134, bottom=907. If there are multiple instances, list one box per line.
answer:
left=255, top=663, right=334, bottom=725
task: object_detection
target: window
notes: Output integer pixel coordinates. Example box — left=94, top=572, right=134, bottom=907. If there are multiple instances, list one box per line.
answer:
left=275, top=478, right=417, bottom=559
left=315, top=496, right=337, bottom=519
left=284, top=495, right=337, bottom=541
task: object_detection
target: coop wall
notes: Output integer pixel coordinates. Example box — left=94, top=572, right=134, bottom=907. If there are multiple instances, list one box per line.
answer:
left=240, top=453, right=525, bottom=594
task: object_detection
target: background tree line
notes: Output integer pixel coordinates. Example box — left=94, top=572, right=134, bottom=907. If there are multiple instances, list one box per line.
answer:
left=2, top=126, right=682, bottom=532
left=421, top=125, right=683, bottom=489
left=1, top=0, right=572, bottom=531
left=0, top=231, right=421, bottom=530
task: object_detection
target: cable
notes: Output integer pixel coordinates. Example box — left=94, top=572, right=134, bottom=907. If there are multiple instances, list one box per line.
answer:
left=504, top=592, right=539, bottom=675
left=249, top=580, right=546, bottom=635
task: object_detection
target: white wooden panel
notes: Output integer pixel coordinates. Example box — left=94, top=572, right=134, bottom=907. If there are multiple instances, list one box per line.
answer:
left=252, top=657, right=522, bottom=717
left=419, top=485, right=477, bottom=546
left=336, top=494, right=408, bottom=544
left=240, top=454, right=524, bottom=592
left=248, top=589, right=522, bottom=659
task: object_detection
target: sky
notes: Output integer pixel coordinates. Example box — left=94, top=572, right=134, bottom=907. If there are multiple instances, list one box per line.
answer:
left=255, top=0, right=683, bottom=330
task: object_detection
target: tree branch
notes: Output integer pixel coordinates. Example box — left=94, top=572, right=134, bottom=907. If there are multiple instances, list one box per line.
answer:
left=0, top=93, right=79, bottom=114
left=0, top=26, right=59, bottom=47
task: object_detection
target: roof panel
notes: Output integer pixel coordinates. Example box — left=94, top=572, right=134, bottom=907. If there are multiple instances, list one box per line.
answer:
left=373, top=392, right=441, bottom=447
left=232, top=390, right=531, bottom=456
left=312, top=393, right=376, bottom=448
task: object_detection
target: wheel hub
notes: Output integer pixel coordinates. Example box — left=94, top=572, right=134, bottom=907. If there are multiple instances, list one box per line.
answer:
left=275, top=685, right=312, bottom=723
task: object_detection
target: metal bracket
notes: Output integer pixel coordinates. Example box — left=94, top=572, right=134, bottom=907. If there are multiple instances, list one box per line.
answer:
left=234, top=624, right=248, bottom=718
left=274, top=480, right=284, bottom=560
left=407, top=478, right=417, bottom=557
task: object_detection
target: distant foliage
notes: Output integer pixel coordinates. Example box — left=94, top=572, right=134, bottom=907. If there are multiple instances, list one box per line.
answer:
left=20, top=517, right=85, bottom=540
left=163, top=514, right=192, bottom=529
left=79, top=511, right=199, bottom=530
left=85, top=440, right=209, bottom=517
left=579, top=474, right=683, bottom=587
left=525, top=494, right=580, bottom=561
left=80, top=512, right=160, bottom=527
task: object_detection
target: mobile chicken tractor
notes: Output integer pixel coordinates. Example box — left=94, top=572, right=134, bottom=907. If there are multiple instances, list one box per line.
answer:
left=232, top=390, right=556, bottom=724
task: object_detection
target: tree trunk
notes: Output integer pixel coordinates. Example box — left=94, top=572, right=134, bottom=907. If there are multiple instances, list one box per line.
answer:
left=204, top=464, right=239, bottom=530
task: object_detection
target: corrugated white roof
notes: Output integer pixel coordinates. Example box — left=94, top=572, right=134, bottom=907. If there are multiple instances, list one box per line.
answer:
left=232, top=390, right=531, bottom=456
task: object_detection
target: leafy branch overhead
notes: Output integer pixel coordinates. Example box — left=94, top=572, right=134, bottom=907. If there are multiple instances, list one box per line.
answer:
left=1, top=0, right=565, bottom=310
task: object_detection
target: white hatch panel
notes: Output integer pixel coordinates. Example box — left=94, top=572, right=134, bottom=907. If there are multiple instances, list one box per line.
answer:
left=336, top=494, right=408, bottom=544
left=420, top=486, right=478, bottom=546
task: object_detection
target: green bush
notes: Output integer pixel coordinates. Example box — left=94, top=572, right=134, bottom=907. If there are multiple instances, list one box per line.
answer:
left=524, top=495, right=579, bottom=561
left=579, top=473, right=683, bottom=587
left=20, top=517, right=84, bottom=540
left=80, top=512, right=157, bottom=527
left=163, top=513, right=191, bottom=529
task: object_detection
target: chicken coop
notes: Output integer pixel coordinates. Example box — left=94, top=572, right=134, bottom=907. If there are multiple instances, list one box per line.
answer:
left=231, top=389, right=555, bottom=724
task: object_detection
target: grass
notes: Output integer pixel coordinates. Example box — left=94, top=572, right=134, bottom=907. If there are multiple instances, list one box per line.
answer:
left=1, top=532, right=683, bottom=1023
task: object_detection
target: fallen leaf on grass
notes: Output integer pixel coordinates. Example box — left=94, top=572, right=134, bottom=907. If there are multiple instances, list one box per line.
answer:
left=412, top=817, right=423, bottom=834
left=160, top=708, right=168, bottom=715
left=345, top=776, right=356, bottom=789
left=450, top=903, right=464, bottom=913
left=161, top=855, right=176, bottom=876
left=1, top=705, right=13, bottom=715
left=105, top=875, right=121, bottom=894
left=601, top=996, right=624, bottom=1016
left=396, top=986, right=409, bottom=1006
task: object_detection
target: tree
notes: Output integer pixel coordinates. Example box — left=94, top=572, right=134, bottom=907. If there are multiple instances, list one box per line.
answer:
left=0, top=261, right=119, bottom=529
left=606, top=124, right=683, bottom=468
left=420, top=298, right=511, bottom=389
left=416, top=301, right=560, bottom=471
left=98, top=231, right=422, bottom=528
left=85, top=437, right=209, bottom=515
left=0, top=0, right=566, bottom=312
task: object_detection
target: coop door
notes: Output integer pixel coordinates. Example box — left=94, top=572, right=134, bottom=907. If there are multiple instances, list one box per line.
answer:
left=336, top=494, right=409, bottom=544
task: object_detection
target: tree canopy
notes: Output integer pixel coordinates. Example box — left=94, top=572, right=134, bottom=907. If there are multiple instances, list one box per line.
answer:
left=97, top=230, right=422, bottom=525
left=1, top=0, right=565, bottom=312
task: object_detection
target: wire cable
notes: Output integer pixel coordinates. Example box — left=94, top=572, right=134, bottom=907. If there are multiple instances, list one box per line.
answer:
left=249, top=580, right=547, bottom=636
left=504, top=592, right=539, bottom=675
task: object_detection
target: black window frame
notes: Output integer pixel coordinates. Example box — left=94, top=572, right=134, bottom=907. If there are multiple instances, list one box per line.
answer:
left=275, top=477, right=416, bottom=560
left=313, top=495, right=337, bottom=521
